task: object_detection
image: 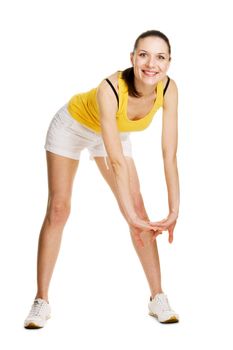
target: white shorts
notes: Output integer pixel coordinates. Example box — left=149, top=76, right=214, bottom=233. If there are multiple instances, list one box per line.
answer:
left=44, top=104, right=133, bottom=162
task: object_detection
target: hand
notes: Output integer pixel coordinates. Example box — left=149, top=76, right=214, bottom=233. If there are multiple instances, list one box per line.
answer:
left=129, top=217, right=162, bottom=248
left=150, top=212, right=178, bottom=244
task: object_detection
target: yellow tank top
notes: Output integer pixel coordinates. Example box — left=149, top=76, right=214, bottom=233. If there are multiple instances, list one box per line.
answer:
left=67, top=71, right=164, bottom=133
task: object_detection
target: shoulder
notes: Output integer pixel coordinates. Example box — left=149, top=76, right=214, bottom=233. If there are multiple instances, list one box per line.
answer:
left=97, top=71, right=119, bottom=94
left=162, top=76, right=178, bottom=110
left=96, top=71, right=119, bottom=111
left=106, top=71, right=119, bottom=85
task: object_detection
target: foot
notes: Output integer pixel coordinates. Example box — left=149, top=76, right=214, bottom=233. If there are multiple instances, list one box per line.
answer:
left=24, top=298, right=51, bottom=329
left=148, top=293, right=179, bottom=323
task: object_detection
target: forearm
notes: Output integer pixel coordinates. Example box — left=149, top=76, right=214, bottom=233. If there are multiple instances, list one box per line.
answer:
left=134, top=194, right=150, bottom=221
left=111, top=174, right=150, bottom=225
left=111, top=158, right=139, bottom=224
left=163, top=157, right=180, bottom=216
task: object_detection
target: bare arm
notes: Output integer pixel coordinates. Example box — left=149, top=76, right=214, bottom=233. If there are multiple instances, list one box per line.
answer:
left=96, top=79, right=157, bottom=231
left=151, top=78, right=180, bottom=243
left=162, top=78, right=180, bottom=217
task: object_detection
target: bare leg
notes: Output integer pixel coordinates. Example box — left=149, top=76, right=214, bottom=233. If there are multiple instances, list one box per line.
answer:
left=35, top=151, right=79, bottom=302
left=94, top=156, right=162, bottom=299
left=129, top=229, right=162, bottom=299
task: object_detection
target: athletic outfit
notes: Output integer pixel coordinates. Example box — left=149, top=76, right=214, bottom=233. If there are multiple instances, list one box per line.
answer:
left=44, top=71, right=170, bottom=162
left=25, top=72, right=178, bottom=329
left=24, top=292, right=179, bottom=329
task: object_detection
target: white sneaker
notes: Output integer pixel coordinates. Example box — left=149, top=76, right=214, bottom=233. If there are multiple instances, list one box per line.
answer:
left=148, top=293, right=179, bottom=323
left=24, top=298, right=51, bottom=329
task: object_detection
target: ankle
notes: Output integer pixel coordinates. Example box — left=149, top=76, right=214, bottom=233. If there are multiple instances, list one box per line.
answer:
left=151, top=289, right=163, bottom=300
left=35, top=294, right=49, bottom=303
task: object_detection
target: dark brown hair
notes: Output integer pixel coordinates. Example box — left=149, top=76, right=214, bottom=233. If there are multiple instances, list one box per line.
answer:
left=122, top=30, right=171, bottom=97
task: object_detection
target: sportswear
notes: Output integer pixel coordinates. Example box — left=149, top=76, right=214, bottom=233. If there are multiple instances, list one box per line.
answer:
left=24, top=298, right=51, bottom=329
left=67, top=71, right=170, bottom=133
left=148, top=293, right=179, bottom=323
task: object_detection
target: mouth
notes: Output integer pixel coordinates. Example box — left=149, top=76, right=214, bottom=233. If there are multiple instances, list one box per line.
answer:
left=142, top=70, right=159, bottom=77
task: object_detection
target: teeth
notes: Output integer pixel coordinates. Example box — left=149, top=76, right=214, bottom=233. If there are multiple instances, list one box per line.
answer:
left=143, top=70, right=157, bottom=76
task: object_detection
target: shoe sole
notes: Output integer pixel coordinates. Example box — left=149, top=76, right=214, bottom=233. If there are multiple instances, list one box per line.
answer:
left=148, top=311, right=179, bottom=324
left=24, top=315, right=51, bottom=329
left=24, top=323, right=43, bottom=329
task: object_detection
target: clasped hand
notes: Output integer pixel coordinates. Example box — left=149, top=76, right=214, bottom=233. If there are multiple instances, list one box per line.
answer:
left=129, top=212, right=178, bottom=247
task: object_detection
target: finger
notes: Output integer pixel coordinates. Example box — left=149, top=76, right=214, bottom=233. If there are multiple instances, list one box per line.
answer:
left=160, top=219, right=167, bottom=223
left=157, top=221, right=174, bottom=229
left=139, top=223, right=159, bottom=231
left=151, top=224, right=168, bottom=231
left=151, top=227, right=160, bottom=232
left=150, top=222, right=168, bottom=228
left=150, top=236, right=156, bottom=243
left=168, top=229, right=174, bottom=244
left=150, top=231, right=162, bottom=242
left=155, top=221, right=169, bottom=226
left=149, top=219, right=167, bottom=225
left=144, top=225, right=160, bottom=231
left=151, top=233, right=161, bottom=242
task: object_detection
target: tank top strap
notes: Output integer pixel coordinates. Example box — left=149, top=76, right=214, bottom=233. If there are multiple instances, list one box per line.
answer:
left=163, top=76, right=170, bottom=96
left=105, top=78, right=119, bottom=107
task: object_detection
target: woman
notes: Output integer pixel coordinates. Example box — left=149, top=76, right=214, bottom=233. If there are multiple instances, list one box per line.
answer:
left=24, top=29, right=180, bottom=328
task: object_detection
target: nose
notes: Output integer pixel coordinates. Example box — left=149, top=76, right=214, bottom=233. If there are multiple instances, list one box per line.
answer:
left=147, top=56, right=157, bottom=68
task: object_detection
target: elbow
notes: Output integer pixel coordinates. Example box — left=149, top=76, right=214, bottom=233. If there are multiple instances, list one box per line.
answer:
left=162, top=152, right=177, bottom=163
left=109, top=157, right=126, bottom=173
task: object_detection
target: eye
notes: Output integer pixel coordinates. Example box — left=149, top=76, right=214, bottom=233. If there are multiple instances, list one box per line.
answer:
left=159, top=56, right=165, bottom=60
left=139, top=52, right=147, bottom=57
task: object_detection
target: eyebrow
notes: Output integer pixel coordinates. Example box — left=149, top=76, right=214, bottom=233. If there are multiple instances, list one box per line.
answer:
left=139, top=49, right=167, bottom=55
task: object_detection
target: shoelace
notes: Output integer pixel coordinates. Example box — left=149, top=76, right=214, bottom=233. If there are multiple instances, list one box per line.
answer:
left=156, top=294, right=172, bottom=312
left=29, top=300, right=45, bottom=317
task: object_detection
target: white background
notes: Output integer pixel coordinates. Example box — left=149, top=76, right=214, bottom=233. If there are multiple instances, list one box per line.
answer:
left=0, top=0, right=233, bottom=348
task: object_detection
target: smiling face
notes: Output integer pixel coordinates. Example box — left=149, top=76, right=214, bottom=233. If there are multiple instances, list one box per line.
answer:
left=130, top=36, right=171, bottom=86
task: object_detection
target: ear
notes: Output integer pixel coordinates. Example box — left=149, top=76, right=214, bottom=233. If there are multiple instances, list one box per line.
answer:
left=165, top=57, right=171, bottom=71
left=130, top=52, right=134, bottom=66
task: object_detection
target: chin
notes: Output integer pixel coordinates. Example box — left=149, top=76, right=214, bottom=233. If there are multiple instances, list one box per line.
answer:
left=141, top=75, right=160, bottom=85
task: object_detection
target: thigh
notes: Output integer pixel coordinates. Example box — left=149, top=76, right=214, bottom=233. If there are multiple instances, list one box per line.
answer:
left=93, top=156, right=140, bottom=201
left=46, top=151, right=79, bottom=204
left=88, top=132, right=133, bottom=160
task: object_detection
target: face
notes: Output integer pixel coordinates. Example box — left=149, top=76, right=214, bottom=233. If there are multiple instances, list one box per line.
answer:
left=130, top=36, right=171, bottom=85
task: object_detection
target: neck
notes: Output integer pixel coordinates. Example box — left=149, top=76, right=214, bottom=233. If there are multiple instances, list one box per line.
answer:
left=134, top=76, right=157, bottom=98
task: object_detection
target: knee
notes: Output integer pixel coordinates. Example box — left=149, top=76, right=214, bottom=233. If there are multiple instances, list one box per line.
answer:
left=47, top=198, right=71, bottom=225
